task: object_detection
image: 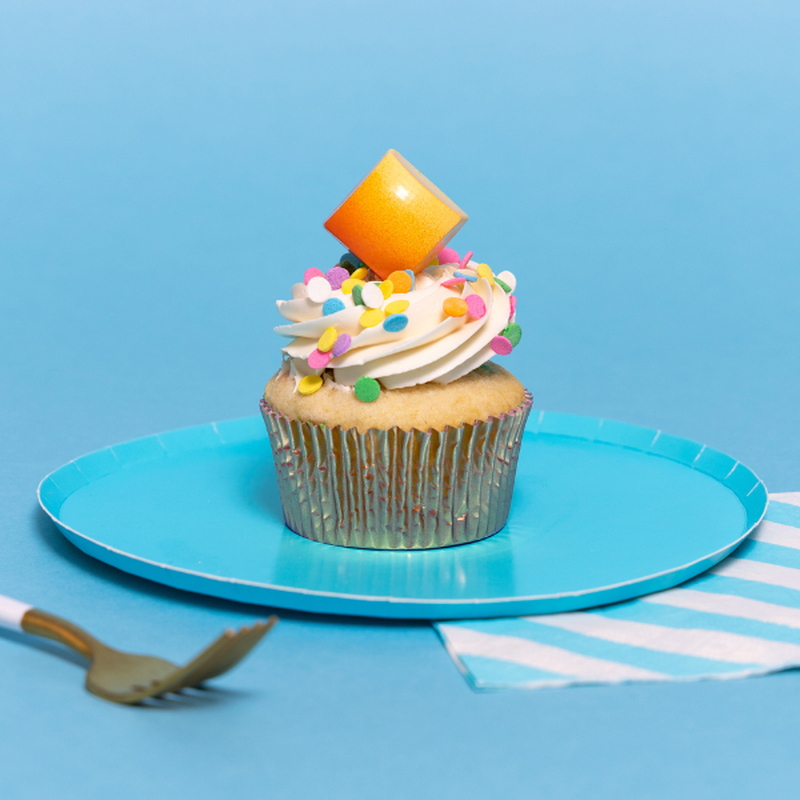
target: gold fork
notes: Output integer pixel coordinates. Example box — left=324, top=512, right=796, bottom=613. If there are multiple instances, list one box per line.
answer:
left=0, top=593, right=277, bottom=704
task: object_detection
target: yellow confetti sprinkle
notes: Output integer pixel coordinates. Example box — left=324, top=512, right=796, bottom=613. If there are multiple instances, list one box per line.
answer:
left=298, top=375, right=323, bottom=395
left=351, top=267, right=368, bottom=281
left=341, top=277, right=365, bottom=295
left=379, top=280, right=394, bottom=299
left=385, top=299, right=410, bottom=316
left=477, top=263, right=495, bottom=286
left=360, top=308, right=385, bottom=328
left=317, top=327, right=337, bottom=353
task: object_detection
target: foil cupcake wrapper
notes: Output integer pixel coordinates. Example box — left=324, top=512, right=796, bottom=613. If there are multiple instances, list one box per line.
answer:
left=260, top=391, right=532, bottom=550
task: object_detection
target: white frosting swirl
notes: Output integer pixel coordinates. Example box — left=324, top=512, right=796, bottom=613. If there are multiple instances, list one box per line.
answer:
left=275, top=262, right=516, bottom=390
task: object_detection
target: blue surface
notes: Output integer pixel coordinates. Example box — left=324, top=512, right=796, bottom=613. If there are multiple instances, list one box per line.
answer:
left=1, top=1, right=800, bottom=798
left=40, top=414, right=765, bottom=617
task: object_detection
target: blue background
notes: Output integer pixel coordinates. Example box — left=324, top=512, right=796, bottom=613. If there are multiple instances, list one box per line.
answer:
left=1, top=1, right=799, bottom=797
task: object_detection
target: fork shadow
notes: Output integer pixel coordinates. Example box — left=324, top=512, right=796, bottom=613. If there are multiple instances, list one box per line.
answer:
left=0, top=626, right=87, bottom=667
left=137, top=685, right=252, bottom=710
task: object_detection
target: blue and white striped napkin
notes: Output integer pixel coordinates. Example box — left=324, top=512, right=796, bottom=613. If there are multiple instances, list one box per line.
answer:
left=435, top=492, right=800, bottom=689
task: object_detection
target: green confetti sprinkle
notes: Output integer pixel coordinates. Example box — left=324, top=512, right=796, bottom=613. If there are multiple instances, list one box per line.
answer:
left=502, top=322, right=522, bottom=347
left=355, top=376, right=381, bottom=403
left=352, top=284, right=365, bottom=306
left=495, top=278, right=512, bottom=293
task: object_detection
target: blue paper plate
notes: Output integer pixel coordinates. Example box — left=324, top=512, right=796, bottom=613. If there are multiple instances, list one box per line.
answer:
left=37, top=412, right=767, bottom=619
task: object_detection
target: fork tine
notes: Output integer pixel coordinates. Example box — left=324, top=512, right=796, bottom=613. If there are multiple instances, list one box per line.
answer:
left=170, top=617, right=277, bottom=692
left=166, top=632, right=240, bottom=692
left=186, top=620, right=276, bottom=685
left=179, top=618, right=276, bottom=688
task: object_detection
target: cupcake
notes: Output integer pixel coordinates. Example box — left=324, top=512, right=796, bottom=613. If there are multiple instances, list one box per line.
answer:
left=261, top=151, right=531, bottom=549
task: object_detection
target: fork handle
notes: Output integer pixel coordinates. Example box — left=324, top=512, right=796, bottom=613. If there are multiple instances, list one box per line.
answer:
left=0, top=594, right=95, bottom=660
left=0, top=594, right=33, bottom=631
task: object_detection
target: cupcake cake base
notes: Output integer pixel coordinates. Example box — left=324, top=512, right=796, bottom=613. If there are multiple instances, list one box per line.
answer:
left=261, top=376, right=532, bottom=550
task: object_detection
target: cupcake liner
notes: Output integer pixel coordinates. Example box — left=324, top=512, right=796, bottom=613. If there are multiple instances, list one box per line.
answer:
left=260, top=391, right=532, bottom=550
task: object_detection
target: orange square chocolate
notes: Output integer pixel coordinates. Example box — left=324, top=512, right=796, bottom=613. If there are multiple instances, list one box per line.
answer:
left=324, top=150, right=468, bottom=280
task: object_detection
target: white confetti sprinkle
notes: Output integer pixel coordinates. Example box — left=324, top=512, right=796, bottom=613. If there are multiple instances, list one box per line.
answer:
left=361, top=282, right=385, bottom=309
left=496, top=270, right=517, bottom=292
left=306, top=276, right=332, bottom=303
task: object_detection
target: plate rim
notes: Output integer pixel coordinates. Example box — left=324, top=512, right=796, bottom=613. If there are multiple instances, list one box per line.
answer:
left=37, top=412, right=769, bottom=617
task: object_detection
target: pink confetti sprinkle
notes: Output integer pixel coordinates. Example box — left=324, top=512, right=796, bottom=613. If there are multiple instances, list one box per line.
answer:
left=465, top=294, right=486, bottom=319
left=304, top=267, right=325, bottom=284
left=437, top=247, right=460, bottom=265
left=331, top=333, right=351, bottom=357
left=509, top=295, right=517, bottom=320
left=325, top=266, right=350, bottom=290
left=307, top=349, right=332, bottom=369
left=491, top=335, right=513, bottom=356
left=459, top=250, right=474, bottom=269
left=441, top=277, right=466, bottom=288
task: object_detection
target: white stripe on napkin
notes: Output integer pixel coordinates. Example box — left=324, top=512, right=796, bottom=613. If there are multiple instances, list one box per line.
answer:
left=527, top=612, right=800, bottom=664
left=712, top=558, right=800, bottom=591
left=751, top=520, right=800, bottom=550
left=438, top=624, right=667, bottom=681
left=643, top=588, right=800, bottom=629
left=769, top=492, right=800, bottom=507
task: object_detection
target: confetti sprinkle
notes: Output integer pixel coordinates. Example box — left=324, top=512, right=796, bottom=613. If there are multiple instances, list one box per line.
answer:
left=341, top=277, right=365, bottom=295
left=465, top=294, right=486, bottom=319
left=351, top=267, right=368, bottom=281
left=355, top=376, right=381, bottom=403
left=317, top=327, right=338, bottom=352
left=477, top=263, right=495, bottom=285
left=438, top=247, right=460, bottom=265
left=352, top=284, right=365, bottom=306
left=453, top=271, right=477, bottom=282
left=459, top=250, right=474, bottom=269
left=322, top=297, right=345, bottom=315
left=332, top=333, right=352, bottom=357
left=308, top=348, right=332, bottom=369
left=509, top=295, right=517, bottom=320
left=490, top=335, right=513, bottom=355
left=495, top=278, right=512, bottom=293
left=496, top=270, right=516, bottom=292
left=306, top=276, right=332, bottom=303
left=360, top=308, right=385, bottom=327
left=403, top=269, right=416, bottom=289
left=383, top=313, right=408, bottom=332
left=385, top=299, right=409, bottom=315
left=304, top=267, right=325, bottom=284
left=326, top=266, right=350, bottom=290
left=362, top=283, right=385, bottom=309
left=443, top=297, right=468, bottom=317
left=442, top=277, right=466, bottom=288
left=379, top=279, right=394, bottom=299
left=387, top=270, right=412, bottom=293
left=298, top=375, right=323, bottom=395
left=339, top=252, right=364, bottom=273
left=502, top=322, right=522, bottom=347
